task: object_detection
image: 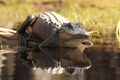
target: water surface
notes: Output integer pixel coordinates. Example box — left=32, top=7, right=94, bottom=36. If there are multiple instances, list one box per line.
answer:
left=0, top=46, right=120, bottom=80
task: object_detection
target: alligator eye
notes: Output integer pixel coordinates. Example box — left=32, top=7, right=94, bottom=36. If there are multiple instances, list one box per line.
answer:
left=67, top=23, right=75, bottom=29
left=68, top=25, right=73, bottom=29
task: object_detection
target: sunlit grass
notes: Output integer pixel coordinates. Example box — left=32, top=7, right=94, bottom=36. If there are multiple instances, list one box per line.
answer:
left=0, top=3, right=35, bottom=24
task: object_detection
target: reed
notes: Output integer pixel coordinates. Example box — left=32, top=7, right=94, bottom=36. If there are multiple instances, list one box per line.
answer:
left=0, top=40, right=3, bottom=49
left=116, top=20, right=120, bottom=47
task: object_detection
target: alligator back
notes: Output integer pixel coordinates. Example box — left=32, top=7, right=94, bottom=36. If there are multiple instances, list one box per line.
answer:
left=32, top=11, right=70, bottom=40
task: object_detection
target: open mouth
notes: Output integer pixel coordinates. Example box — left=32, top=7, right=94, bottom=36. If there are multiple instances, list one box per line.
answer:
left=81, top=40, right=93, bottom=47
left=66, top=66, right=91, bottom=75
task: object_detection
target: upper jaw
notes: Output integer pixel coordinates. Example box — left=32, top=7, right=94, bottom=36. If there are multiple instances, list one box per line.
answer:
left=73, top=31, right=90, bottom=38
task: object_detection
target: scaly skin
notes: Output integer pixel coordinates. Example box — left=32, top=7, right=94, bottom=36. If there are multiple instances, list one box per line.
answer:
left=17, top=11, right=92, bottom=48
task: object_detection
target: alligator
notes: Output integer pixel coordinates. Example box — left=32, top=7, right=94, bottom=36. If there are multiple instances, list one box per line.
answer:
left=17, top=11, right=93, bottom=48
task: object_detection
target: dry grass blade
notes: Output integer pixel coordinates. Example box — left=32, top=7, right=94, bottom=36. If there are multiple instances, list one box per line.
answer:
left=116, top=19, right=120, bottom=47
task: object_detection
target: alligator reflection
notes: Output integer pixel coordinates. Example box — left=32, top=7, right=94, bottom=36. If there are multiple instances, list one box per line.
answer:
left=1, top=46, right=120, bottom=80
left=0, top=50, right=17, bottom=80
left=19, top=47, right=92, bottom=75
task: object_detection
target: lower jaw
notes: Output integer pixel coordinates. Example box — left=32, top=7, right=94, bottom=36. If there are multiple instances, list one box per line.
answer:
left=59, top=40, right=82, bottom=48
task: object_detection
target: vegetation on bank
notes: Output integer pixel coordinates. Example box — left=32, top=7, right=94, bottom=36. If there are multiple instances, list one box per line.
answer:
left=0, top=0, right=120, bottom=45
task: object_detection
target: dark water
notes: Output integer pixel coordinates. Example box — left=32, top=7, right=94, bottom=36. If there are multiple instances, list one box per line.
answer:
left=0, top=46, right=120, bottom=80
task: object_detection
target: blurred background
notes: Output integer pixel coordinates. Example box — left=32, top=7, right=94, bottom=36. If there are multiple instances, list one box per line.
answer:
left=0, top=0, right=120, bottom=45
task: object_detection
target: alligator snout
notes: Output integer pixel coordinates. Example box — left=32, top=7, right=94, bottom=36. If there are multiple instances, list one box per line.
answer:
left=74, top=32, right=90, bottom=38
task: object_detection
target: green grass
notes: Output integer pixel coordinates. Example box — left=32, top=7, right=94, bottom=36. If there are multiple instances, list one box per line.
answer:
left=0, top=0, right=120, bottom=45
left=0, top=3, right=35, bottom=24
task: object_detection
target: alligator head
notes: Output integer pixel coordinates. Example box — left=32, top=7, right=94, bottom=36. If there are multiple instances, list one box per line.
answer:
left=59, top=22, right=92, bottom=47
